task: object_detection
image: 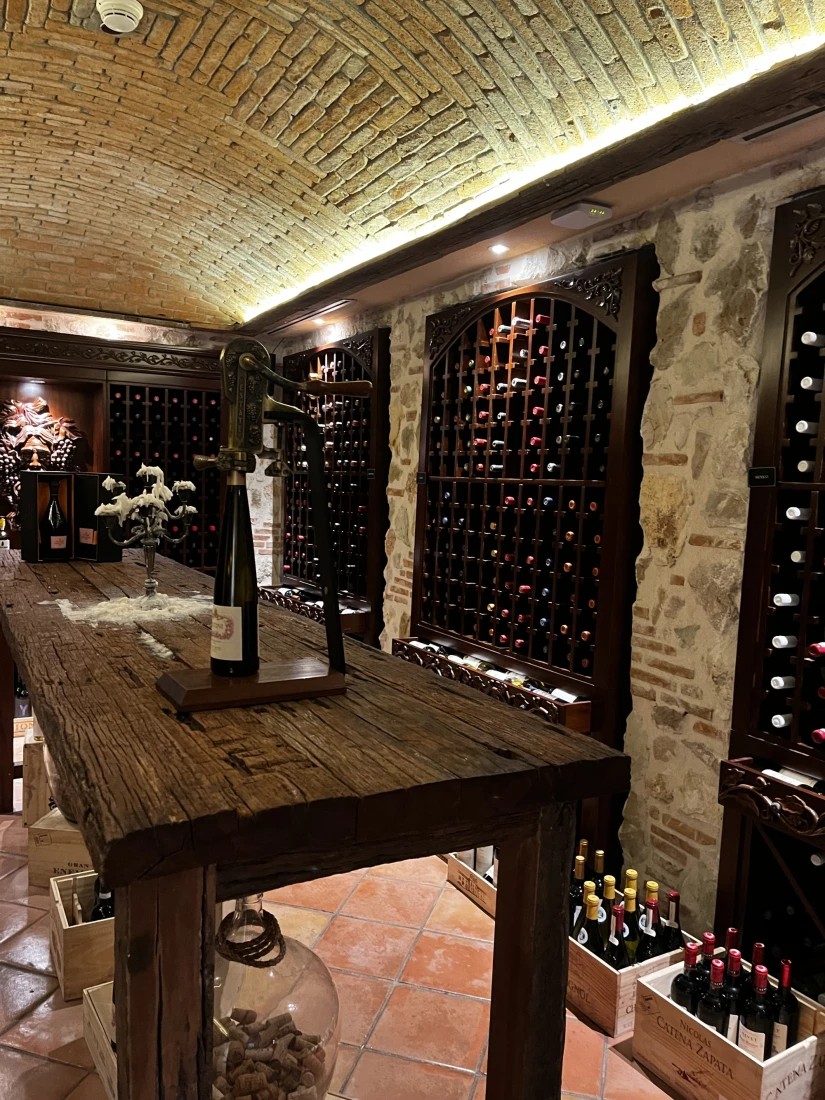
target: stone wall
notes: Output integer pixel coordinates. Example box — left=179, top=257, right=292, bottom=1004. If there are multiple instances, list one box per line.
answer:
left=279, top=141, right=825, bottom=928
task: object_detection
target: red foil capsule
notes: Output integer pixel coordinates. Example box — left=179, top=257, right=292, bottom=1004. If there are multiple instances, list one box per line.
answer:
left=533, top=375, right=548, bottom=385
left=530, top=463, right=540, bottom=473
left=518, top=584, right=531, bottom=594
left=532, top=406, right=544, bottom=416
left=530, top=436, right=542, bottom=446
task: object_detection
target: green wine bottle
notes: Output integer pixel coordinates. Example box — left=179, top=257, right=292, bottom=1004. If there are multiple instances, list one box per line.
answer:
left=623, top=887, right=640, bottom=963
left=211, top=471, right=259, bottom=678
left=579, top=894, right=605, bottom=958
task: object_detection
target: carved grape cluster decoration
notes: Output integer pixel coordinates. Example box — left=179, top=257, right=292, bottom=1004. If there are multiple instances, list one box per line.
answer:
left=0, top=397, right=85, bottom=523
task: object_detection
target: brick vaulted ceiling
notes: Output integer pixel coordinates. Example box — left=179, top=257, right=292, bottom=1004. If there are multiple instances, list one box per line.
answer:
left=0, top=0, right=822, bottom=327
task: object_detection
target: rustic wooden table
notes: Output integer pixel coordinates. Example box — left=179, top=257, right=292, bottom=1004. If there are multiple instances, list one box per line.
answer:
left=0, top=551, right=629, bottom=1100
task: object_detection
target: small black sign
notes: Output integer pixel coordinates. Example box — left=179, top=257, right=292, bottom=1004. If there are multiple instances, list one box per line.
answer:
left=748, top=467, right=777, bottom=488
left=416, top=472, right=427, bottom=484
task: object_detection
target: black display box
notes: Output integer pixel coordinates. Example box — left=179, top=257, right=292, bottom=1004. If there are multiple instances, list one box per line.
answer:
left=19, top=472, right=122, bottom=563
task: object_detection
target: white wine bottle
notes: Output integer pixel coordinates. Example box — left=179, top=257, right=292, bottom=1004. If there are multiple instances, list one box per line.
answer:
left=211, top=471, right=260, bottom=678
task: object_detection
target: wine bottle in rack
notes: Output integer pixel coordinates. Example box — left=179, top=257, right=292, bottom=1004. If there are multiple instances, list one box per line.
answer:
left=795, top=420, right=818, bottom=435
left=210, top=471, right=259, bottom=678
left=773, top=592, right=800, bottom=606
left=770, top=674, right=795, bottom=689
left=772, top=634, right=798, bottom=648
left=785, top=506, right=810, bottom=520
left=800, top=331, right=825, bottom=346
left=800, top=376, right=823, bottom=391
left=797, top=461, right=815, bottom=474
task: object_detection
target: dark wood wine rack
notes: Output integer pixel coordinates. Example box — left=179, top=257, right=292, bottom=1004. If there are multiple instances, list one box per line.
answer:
left=281, top=329, right=391, bottom=647
left=411, top=251, right=658, bottom=751
left=716, top=188, right=825, bottom=1000
left=107, top=382, right=222, bottom=572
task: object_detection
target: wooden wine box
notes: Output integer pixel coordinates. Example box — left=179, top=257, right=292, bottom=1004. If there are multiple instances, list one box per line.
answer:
left=567, top=934, right=687, bottom=1038
left=49, top=870, right=114, bottom=1001
left=445, top=854, right=496, bottom=918
left=28, top=808, right=93, bottom=887
left=634, top=962, right=825, bottom=1100
left=83, top=981, right=117, bottom=1100
left=445, top=852, right=685, bottom=1037
left=22, top=739, right=51, bottom=827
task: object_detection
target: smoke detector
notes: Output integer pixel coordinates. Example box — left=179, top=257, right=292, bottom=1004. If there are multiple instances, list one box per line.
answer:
left=550, top=200, right=613, bottom=230
left=96, top=0, right=144, bottom=34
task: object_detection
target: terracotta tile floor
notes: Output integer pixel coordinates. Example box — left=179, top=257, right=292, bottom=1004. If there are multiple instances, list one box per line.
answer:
left=0, top=804, right=677, bottom=1099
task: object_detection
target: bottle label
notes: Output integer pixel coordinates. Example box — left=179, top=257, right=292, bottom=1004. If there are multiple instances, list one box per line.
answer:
left=211, top=605, right=243, bottom=661
left=598, top=903, right=608, bottom=924
left=771, top=1021, right=788, bottom=1056
left=738, top=1023, right=767, bottom=1061
left=609, top=933, right=619, bottom=946
left=577, top=927, right=588, bottom=945
left=50, top=536, right=67, bottom=549
left=78, top=528, right=97, bottom=546
left=725, top=1014, right=739, bottom=1043
left=622, top=923, right=630, bottom=939
left=644, top=922, right=657, bottom=937
left=639, top=913, right=646, bottom=932
left=573, top=905, right=582, bottom=927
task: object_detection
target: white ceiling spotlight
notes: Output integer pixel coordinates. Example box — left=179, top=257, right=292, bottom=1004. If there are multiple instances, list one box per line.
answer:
left=550, top=200, right=612, bottom=230
left=489, top=243, right=510, bottom=255
left=96, top=0, right=144, bottom=34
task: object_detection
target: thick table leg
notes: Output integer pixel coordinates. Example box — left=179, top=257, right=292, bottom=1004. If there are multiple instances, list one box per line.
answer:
left=115, top=866, right=216, bottom=1100
left=487, top=802, right=576, bottom=1100
left=0, top=631, right=14, bottom=814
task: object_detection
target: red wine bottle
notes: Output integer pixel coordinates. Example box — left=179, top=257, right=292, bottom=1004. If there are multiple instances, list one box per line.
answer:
left=770, top=959, right=799, bottom=1055
left=738, top=964, right=773, bottom=1061
left=661, top=890, right=684, bottom=952
left=721, top=948, right=744, bottom=1043
left=605, top=904, right=630, bottom=970
left=697, top=959, right=730, bottom=1035
left=635, top=898, right=666, bottom=962
left=670, top=942, right=703, bottom=1014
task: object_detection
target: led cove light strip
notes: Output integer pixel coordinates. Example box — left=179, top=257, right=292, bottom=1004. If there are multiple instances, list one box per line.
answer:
left=242, top=33, right=825, bottom=322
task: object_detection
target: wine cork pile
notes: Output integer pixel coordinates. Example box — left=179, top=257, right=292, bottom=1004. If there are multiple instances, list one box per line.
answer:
left=212, top=1007, right=326, bottom=1100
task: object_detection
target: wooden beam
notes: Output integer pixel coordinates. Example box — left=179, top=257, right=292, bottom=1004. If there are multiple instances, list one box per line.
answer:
left=487, top=801, right=576, bottom=1100
left=240, top=44, right=825, bottom=336
left=115, top=866, right=216, bottom=1100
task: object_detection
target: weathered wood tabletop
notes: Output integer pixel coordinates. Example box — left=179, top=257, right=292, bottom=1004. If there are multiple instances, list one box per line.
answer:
left=0, top=550, right=630, bottom=1100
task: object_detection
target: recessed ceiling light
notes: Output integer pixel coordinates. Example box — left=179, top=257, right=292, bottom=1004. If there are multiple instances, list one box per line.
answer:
left=489, top=243, right=509, bottom=255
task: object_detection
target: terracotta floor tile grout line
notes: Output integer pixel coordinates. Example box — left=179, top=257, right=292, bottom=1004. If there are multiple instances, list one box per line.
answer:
left=327, top=964, right=492, bottom=1005
left=337, top=876, right=451, bottom=1094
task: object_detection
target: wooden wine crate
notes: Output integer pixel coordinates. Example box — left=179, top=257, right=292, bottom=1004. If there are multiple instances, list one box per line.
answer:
left=22, top=739, right=51, bottom=827
left=634, top=962, right=825, bottom=1100
left=567, top=933, right=687, bottom=1038
left=445, top=854, right=496, bottom=918
left=28, top=808, right=93, bottom=887
left=50, top=870, right=114, bottom=1001
left=446, top=852, right=685, bottom=1036
left=83, top=981, right=117, bottom=1100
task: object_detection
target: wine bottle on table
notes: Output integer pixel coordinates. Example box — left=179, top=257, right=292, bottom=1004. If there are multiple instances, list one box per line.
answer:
left=579, top=894, right=605, bottom=958
left=661, top=889, right=684, bottom=952
left=636, top=898, right=666, bottom=962
left=771, top=959, right=799, bottom=1055
left=623, top=887, right=640, bottom=963
left=670, top=942, right=703, bottom=1014
left=600, top=875, right=616, bottom=944
left=569, top=855, right=586, bottom=932
left=698, top=959, right=731, bottom=1036
left=605, top=904, right=630, bottom=970
left=210, top=471, right=259, bottom=678
left=39, top=479, right=70, bottom=562
left=572, top=880, right=596, bottom=942
left=722, top=948, right=744, bottom=1044
left=739, top=965, right=774, bottom=1062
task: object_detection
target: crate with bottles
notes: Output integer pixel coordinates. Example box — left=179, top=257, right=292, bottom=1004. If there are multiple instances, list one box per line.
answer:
left=566, top=838, right=693, bottom=1037
left=634, top=936, right=825, bottom=1100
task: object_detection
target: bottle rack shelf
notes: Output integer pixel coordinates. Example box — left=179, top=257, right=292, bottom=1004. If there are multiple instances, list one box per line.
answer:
left=731, top=192, right=825, bottom=781
left=281, top=329, right=390, bottom=648
left=716, top=188, right=825, bottom=1000
left=412, top=251, right=658, bottom=752
left=107, top=383, right=222, bottom=573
